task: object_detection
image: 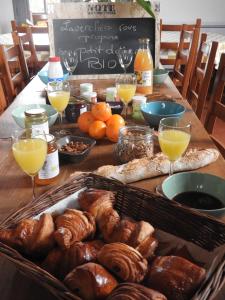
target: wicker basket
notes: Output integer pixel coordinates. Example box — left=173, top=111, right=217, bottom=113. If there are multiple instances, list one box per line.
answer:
left=0, top=173, right=225, bottom=300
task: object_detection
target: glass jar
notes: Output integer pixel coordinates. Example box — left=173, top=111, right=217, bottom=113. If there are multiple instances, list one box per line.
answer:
left=115, top=125, right=154, bottom=163
left=65, top=98, right=87, bottom=123
left=132, top=95, right=147, bottom=121
left=35, top=134, right=59, bottom=185
left=25, top=108, right=49, bottom=135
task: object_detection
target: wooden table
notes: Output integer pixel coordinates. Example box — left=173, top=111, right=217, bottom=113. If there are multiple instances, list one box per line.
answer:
left=0, top=74, right=225, bottom=300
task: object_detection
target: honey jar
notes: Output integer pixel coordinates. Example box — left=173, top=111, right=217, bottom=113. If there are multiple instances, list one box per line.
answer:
left=25, top=108, right=49, bottom=135
left=35, top=134, right=59, bottom=185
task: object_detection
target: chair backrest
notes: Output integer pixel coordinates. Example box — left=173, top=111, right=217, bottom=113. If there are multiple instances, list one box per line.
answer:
left=0, top=79, right=8, bottom=114
left=12, top=28, right=39, bottom=77
left=160, top=19, right=201, bottom=67
left=0, top=44, right=29, bottom=105
left=32, top=13, right=48, bottom=26
left=171, top=21, right=201, bottom=98
left=11, top=20, right=49, bottom=52
left=187, top=33, right=218, bottom=120
left=204, top=53, right=225, bottom=158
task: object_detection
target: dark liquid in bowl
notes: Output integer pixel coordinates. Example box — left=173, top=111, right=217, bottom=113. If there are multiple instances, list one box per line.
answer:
left=173, top=191, right=224, bottom=210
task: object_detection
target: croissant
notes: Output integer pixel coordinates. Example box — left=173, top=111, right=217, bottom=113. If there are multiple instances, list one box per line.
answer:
left=146, top=256, right=206, bottom=300
left=107, top=283, right=167, bottom=300
left=43, top=240, right=104, bottom=279
left=97, top=242, right=148, bottom=283
left=64, top=262, right=118, bottom=300
left=0, top=213, right=55, bottom=256
left=78, top=189, right=115, bottom=219
left=54, top=209, right=96, bottom=249
left=136, top=235, right=158, bottom=260
left=97, top=208, right=120, bottom=241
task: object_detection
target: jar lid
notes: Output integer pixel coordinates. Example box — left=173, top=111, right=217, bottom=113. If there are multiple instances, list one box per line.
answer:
left=25, top=108, right=47, bottom=117
left=82, top=91, right=97, bottom=97
left=132, top=95, right=147, bottom=104
left=49, top=56, right=61, bottom=62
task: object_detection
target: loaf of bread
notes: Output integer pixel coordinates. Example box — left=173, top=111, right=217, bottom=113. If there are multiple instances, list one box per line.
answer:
left=95, top=148, right=219, bottom=183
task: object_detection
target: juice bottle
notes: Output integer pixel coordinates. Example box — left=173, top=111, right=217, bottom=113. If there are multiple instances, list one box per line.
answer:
left=134, top=38, right=154, bottom=95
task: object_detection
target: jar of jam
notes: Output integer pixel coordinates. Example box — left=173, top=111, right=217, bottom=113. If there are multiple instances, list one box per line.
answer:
left=65, top=99, right=87, bottom=123
left=35, top=134, right=59, bottom=185
left=25, top=108, right=49, bottom=135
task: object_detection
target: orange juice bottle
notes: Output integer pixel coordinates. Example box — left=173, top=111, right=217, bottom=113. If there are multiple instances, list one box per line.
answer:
left=134, top=38, right=153, bottom=95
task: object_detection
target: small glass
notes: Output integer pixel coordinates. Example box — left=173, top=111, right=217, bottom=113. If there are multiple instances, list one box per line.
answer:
left=12, top=129, right=47, bottom=200
left=156, top=117, right=191, bottom=194
left=47, top=80, right=70, bottom=136
left=62, top=50, right=78, bottom=75
left=115, top=125, right=154, bottom=163
left=117, top=48, right=133, bottom=74
left=116, top=74, right=136, bottom=118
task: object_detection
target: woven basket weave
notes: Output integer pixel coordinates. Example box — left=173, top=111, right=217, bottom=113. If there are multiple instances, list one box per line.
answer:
left=0, top=173, right=225, bottom=300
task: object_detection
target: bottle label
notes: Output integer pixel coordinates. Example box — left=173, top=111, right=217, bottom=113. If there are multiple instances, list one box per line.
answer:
left=31, top=122, right=49, bottom=136
left=135, top=70, right=152, bottom=87
left=38, top=150, right=59, bottom=179
left=80, top=107, right=87, bottom=114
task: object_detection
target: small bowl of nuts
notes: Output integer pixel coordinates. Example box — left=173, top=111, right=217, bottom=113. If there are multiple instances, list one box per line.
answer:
left=57, top=135, right=96, bottom=163
left=115, top=125, right=154, bottom=163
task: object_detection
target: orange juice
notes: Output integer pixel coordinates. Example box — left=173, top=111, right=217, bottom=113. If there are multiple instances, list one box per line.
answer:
left=134, top=38, right=153, bottom=95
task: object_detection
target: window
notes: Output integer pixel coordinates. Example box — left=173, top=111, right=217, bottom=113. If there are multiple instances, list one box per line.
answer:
left=29, top=0, right=60, bottom=14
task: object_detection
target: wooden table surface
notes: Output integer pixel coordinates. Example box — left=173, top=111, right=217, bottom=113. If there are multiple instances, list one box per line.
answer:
left=0, top=74, right=225, bottom=299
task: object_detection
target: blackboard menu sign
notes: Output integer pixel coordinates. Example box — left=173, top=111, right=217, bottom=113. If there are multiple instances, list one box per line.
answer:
left=49, top=3, right=159, bottom=78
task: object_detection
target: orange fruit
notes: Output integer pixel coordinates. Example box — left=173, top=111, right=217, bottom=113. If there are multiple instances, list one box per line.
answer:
left=106, top=122, right=124, bottom=143
left=89, top=120, right=106, bottom=140
left=106, top=114, right=125, bottom=127
left=78, top=111, right=96, bottom=133
left=91, top=102, right=112, bottom=122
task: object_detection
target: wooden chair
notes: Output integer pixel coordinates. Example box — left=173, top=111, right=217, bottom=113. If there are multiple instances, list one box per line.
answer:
left=12, top=28, right=40, bottom=77
left=11, top=20, right=49, bottom=52
left=0, top=44, right=29, bottom=105
left=160, top=19, right=201, bottom=67
left=187, top=33, right=218, bottom=120
left=171, top=21, right=201, bottom=98
left=0, top=80, right=8, bottom=114
left=204, top=53, right=225, bottom=158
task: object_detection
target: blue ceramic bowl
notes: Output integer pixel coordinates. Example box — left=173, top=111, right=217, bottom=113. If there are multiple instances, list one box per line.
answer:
left=162, top=172, right=225, bottom=218
left=153, top=69, right=169, bottom=84
left=38, top=70, right=69, bottom=84
left=12, top=104, right=58, bottom=128
left=141, top=101, right=185, bottom=129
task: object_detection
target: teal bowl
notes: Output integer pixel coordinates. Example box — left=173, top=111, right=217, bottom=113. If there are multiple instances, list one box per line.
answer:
left=162, top=172, right=225, bottom=218
left=38, top=70, right=69, bottom=84
left=153, top=69, right=169, bottom=84
left=141, top=101, right=185, bottom=129
left=12, top=104, right=58, bottom=128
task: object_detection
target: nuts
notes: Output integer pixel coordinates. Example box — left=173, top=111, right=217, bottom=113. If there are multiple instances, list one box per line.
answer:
left=115, top=126, right=154, bottom=163
left=60, top=141, right=89, bottom=154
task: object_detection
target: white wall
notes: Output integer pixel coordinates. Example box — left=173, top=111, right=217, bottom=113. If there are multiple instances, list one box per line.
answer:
left=160, top=0, right=225, bottom=34
left=0, top=0, right=14, bottom=33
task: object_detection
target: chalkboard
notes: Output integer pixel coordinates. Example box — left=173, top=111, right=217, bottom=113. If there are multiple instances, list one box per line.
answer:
left=53, top=18, right=155, bottom=75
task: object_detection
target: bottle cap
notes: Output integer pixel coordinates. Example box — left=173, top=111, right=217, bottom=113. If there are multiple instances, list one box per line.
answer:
left=25, top=108, right=46, bottom=117
left=49, top=56, right=61, bottom=62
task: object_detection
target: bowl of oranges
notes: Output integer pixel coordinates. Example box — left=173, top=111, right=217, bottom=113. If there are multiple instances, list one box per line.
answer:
left=77, top=102, right=125, bottom=142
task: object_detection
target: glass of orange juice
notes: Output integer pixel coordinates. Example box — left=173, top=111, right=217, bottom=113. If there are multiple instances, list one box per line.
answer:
left=12, top=129, right=47, bottom=200
left=47, top=80, right=70, bottom=135
left=116, top=74, right=136, bottom=118
left=157, top=117, right=191, bottom=193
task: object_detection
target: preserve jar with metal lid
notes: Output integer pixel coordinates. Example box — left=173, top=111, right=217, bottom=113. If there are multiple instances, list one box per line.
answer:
left=115, top=125, right=154, bottom=163
left=65, top=98, right=87, bottom=123
left=25, top=108, right=49, bottom=135
left=35, top=134, right=60, bottom=185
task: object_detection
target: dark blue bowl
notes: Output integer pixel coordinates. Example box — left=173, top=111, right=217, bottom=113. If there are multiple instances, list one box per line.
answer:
left=141, top=101, right=185, bottom=129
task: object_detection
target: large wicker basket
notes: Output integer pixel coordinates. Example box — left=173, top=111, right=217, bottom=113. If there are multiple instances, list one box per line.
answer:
left=0, top=173, right=225, bottom=300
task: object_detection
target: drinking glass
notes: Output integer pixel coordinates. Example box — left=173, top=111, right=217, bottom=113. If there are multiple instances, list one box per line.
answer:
left=157, top=117, right=191, bottom=193
left=116, top=74, right=136, bottom=118
left=62, top=50, right=78, bottom=75
left=47, top=80, right=70, bottom=135
left=117, top=48, right=133, bottom=74
left=12, top=129, right=47, bottom=200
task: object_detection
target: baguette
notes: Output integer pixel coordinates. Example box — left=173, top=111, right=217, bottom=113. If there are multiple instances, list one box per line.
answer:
left=95, top=148, right=219, bottom=183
